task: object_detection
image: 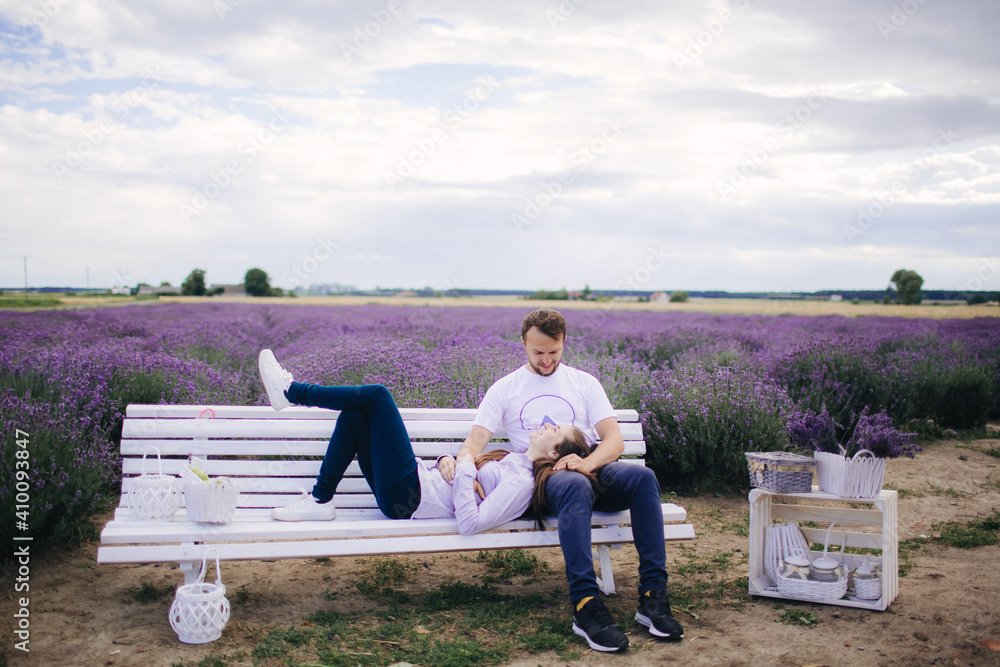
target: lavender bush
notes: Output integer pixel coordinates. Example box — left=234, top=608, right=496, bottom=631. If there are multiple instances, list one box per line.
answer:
left=641, top=366, right=794, bottom=491
left=0, top=391, right=113, bottom=547
left=0, top=303, right=997, bottom=543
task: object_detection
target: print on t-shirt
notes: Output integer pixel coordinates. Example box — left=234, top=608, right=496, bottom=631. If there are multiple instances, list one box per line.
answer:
left=519, top=396, right=576, bottom=431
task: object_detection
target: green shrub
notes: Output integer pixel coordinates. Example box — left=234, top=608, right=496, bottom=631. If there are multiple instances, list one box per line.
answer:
left=669, top=290, right=689, bottom=303
left=918, top=363, right=993, bottom=428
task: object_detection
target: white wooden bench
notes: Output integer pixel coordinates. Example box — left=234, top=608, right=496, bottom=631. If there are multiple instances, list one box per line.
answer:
left=98, top=405, right=695, bottom=592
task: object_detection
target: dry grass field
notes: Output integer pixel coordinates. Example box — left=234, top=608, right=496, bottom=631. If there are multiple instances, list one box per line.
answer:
left=151, top=294, right=1000, bottom=319
left=3, top=292, right=998, bottom=318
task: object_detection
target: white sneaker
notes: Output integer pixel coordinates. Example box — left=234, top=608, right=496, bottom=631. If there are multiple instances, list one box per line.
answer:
left=271, top=491, right=337, bottom=521
left=258, top=349, right=293, bottom=410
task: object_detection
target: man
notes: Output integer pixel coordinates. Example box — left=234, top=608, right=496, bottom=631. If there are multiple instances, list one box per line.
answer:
left=440, top=308, right=683, bottom=653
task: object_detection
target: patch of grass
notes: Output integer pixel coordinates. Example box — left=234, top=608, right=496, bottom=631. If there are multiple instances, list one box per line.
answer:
left=120, top=581, right=174, bottom=604
left=420, top=581, right=510, bottom=612
left=0, top=296, right=63, bottom=308
left=475, top=548, right=549, bottom=583
left=232, top=585, right=262, bottom=606
left=778, top=608, right=819, bottom=627
left=669, top=548, right=750, bottom=616
left=925, top=483, right=967, bottom=498
left=401, top=636, right=510, bottom=667
left=170, top=656, right=233, bottom=667
left=251, top=626, right=309, bottom=660
left=934, top=511, right=1000, bottom=548
left=695, top=507, right=751, bottom=536
left=884, top=481, right=924, bottom=498
left=354, top=556, right=416, bottom=602
left=984, top=445, right=1000, bottom=459
left=898, top=537, right=928, bottom=577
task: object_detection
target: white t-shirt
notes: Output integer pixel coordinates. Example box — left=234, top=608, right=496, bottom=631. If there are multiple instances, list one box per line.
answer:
left=473, top=364, right=617, bottom=452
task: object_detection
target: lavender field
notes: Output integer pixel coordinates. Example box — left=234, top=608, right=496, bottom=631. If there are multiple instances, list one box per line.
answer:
left=2, top=303, right=998, bottom=546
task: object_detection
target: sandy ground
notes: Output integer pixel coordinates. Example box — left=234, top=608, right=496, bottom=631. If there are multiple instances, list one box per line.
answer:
left=6, top=294, right=999, bottom=319
left=3, top=429, right=999, bottom=667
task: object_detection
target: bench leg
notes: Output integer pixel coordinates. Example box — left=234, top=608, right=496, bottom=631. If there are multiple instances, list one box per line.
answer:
left=180, top=560, right=200, bottom=585
left=594, top=544, right=618, bottom=595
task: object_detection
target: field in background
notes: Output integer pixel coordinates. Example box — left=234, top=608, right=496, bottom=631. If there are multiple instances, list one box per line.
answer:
left=4, top=292, right=994, bottom=318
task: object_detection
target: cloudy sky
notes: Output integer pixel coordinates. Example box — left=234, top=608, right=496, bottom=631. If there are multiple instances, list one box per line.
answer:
left=1, top=0, right=998, bottom=293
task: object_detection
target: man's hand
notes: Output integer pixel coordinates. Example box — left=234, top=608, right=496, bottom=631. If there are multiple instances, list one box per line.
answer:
left=457, top=451, right=475, bottom=465
left=552, top=453, right=594, bottom=474
left=438, top=455, right=456, bottom=482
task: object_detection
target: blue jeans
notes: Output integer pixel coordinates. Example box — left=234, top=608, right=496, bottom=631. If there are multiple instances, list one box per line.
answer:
left=284, top=382, right=420, bottom=519
left=544, top=462, right=668, bottom=603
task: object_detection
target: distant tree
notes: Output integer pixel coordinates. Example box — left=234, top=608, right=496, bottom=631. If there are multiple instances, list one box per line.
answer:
left=529, top=289, right=569, bottom=300
left=181, top=269, right=207, bottom=296
left=244, top=268, right=273, bottom=297
left=159, top=280, right=172, bottom=287
left=890, top=269, right=924, bottom=305
left=967, top=293, right=989, bottom=305
left=581, top=284, right=592, bottom=300
left=669, top=290, right=689, bottom=303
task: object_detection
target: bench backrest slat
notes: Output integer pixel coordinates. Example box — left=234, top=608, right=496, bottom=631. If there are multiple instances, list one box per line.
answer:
left=126, top=405, right=640, bottom=422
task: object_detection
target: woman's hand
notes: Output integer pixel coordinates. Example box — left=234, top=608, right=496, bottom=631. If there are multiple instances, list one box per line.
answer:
left=437, top=455, right=456, bottom=482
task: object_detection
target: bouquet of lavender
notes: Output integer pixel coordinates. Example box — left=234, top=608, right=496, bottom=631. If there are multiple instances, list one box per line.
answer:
left=786, top=405, right=920, bottom=459
left=787, top=406, right=920, bottom=497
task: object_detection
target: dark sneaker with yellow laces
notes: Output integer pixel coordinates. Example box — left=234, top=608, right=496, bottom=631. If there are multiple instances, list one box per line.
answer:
left=572, top=596, right=629, bottom=653
left=635, top=589, right=684, bottom=641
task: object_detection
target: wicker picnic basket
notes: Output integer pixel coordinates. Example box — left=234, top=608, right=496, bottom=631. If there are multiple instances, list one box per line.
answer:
left=168, top=549, right=230, bottom=644
left=128, top=446, right=182, bottom=520
left=776, top=522, right=849, bottom=602
left=745, top=451, right=815, bottom=493
left=814, top=448, right=887, bottom=498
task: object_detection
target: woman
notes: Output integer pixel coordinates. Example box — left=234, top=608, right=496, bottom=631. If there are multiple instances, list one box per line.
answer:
left=259, top=349, right=589, bottom=535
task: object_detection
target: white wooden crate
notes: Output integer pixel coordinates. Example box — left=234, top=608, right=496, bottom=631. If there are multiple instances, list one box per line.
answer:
left=748, top=487, right=899, bottom=611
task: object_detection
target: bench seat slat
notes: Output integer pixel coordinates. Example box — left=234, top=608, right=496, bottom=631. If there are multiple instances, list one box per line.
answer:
left=97, top=526, right=641, bottom=564
left=126, top=404, right=640, bottom=422
left=101, top=505, right=690, bottom=544
left=99, top=523, right=695, bottom=565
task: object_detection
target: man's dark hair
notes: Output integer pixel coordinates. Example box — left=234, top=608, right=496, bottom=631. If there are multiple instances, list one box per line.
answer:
left=521, top=308, right=567, bottom=340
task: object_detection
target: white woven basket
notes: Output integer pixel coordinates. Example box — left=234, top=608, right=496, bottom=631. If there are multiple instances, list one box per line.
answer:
left=128, top=446, right=182, bottom=520
left=776, top=522, right=849, bottom=602
left=183, top=478, right=239, bottom=524
left=168, top=549, right=230, bottom=644
left=854, top=574, right=882, bottom=600
left=815, top=448, right=886, bottom=498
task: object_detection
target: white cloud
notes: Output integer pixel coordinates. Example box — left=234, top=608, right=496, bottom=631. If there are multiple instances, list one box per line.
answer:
left=0, top=0, right=998, bottom=291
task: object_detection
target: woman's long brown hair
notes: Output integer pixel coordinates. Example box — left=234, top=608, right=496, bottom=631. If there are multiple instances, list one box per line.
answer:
left=474, top=449, right=510, bottom=468
left=530, top=427, right=593, bottom=529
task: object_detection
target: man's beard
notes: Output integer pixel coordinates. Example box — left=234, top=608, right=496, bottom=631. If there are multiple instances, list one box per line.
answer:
left=529, top=359, right=560, bottom=376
